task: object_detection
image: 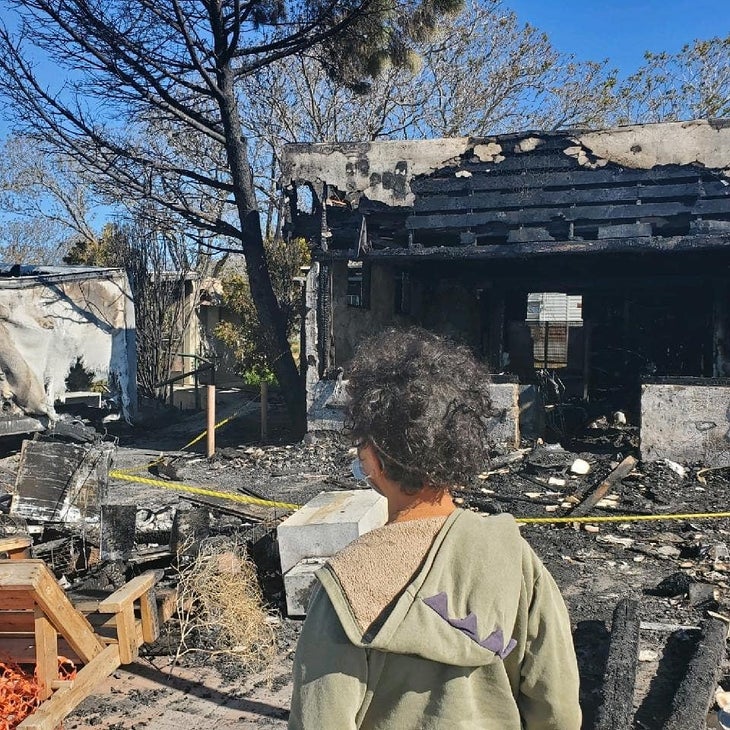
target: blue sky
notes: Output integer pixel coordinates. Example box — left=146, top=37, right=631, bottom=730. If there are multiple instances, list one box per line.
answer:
left=506, top=0, right=729, bottom=75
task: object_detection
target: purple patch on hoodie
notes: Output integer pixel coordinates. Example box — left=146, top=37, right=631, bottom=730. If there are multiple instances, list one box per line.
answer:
left=423, top=592, right=517, bottom=660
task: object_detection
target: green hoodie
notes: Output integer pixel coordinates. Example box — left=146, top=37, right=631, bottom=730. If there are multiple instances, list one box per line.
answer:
left=289, top=509, right=581, bottom=730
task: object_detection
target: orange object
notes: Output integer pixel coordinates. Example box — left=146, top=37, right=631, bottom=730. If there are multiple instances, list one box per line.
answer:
left=0, top=656, right=77, bottom=730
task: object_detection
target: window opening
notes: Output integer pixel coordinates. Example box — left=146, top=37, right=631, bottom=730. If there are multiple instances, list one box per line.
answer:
left=346, top=261, right=370, bottom=308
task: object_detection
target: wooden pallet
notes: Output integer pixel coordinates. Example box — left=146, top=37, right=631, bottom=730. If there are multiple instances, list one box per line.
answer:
left=0, top=559, right=163, bottom=730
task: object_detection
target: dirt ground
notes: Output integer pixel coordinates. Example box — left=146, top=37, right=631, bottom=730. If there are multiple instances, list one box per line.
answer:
left=3, top=392, right=730, bottom=729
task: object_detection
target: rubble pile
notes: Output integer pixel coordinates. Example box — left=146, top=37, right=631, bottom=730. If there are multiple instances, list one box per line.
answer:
left=1, top=413, right=729, bottom=729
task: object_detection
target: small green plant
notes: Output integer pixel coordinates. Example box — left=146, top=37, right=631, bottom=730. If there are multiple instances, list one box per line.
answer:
left=214, top=237, right=309, bottom=382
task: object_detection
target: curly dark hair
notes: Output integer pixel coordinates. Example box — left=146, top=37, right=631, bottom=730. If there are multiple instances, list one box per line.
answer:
left=345, top=328, right=495, bottom=494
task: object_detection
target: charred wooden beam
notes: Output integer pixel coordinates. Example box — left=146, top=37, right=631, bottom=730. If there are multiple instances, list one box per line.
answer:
left=313, top=233, right=730, bottom=260
left=100, top=504, right=137, bottom=561
left=407, top=198, right=729, bottom=231
left=569, top=456, right=638, bottom=517
left=180, top=493, right=266, bottom=522
left=664, top=618, right=728, bottom=730
left=414, top=181, right=727, bottom=214
left=317, top=262, right=332, bottom=376
left=594, top=598, right=640, bottom=730
left=357, top=235, right=730, bottom=261
left=411, top=166, right=711, bottom=194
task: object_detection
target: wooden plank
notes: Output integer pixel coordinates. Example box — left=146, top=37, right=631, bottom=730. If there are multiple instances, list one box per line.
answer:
left=569, top=456, right=638, bottom=517
left=50, top=680, right=74, bottom=691
left=70, top=599, right=104, bottom=614
left=0, top=536, right=32, bottom=558
left=411, top=165, right=706, bottom=194
left=140, top=588, right=160, bottom=644
left=32, top=566, right=105, bottom=664
left=414, top=181, right=728, bottom=213
left=0, top=590, right=36, bottom=610
left=0, top=610, right=35, bottom=632
left=664, top=618, right=728, bottom=730
left=0, top=636, right=81, bottom=664
left=115, top=605, right=139, bottom=664
left=16, top=644, right=121, bottom=730
left=34, top=610, right=58, bottom=701
left=0, top=560, right=45, bottom=590
left=406, top=198, right=730, bottom=230
left=594, top=599, right=640, bottom=730
left=97, top=572, right=157, bottom=613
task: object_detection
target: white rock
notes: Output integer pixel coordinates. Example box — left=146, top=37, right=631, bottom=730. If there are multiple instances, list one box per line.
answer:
left=570, top=458, right=591, bottom=475
left=639, top=649, right=658, bottom=662
left=656, top=545, right=682, bottom=558
left=597, top=534, right=634, bottom=548
left=663, top=458, right=687, bottom=478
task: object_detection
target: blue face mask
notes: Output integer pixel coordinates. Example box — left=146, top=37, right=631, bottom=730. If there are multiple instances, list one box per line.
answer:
left=351, top=457, right=368, bottom=481
left=351, top=457, right=383, bottom=495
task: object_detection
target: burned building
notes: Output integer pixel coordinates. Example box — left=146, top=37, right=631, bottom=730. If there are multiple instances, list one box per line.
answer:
left=282, top=119, right=730, bottom=464
left=0, top=265, right=137, bottom=435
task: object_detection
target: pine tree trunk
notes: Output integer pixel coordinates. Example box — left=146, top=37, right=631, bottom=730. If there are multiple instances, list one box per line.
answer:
left=217, top=66, right=305, bottom=436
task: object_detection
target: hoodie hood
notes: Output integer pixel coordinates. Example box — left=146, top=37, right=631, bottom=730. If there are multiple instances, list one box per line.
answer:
left=317, top=510, right=530, bottom=669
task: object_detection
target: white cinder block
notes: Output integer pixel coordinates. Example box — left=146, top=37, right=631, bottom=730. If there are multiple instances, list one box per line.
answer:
left=284, top=558, right=328, bottom=616
left=640, top=383, right=730, bottom=466
left=277, top=489, right=387, bottom=575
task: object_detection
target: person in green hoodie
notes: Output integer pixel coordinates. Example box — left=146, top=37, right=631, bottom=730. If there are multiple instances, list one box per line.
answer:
left=289, top=328, right=581, bottom=730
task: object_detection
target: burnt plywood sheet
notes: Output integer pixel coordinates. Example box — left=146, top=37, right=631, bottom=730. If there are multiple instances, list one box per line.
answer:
left=11, top=439, right=115, bottom=522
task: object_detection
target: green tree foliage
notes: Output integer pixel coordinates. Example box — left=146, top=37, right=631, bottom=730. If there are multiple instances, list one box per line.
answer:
left=63, top=223, right=121, bottom=266
left=214, top=238, right=310, bottom=383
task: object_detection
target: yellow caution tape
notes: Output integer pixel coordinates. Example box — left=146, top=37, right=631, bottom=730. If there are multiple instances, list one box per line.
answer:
left=180, top=411, right=242, bottom=451
left=119, top=400, right=257, bottom=474
left=116, top=402, right=730, bottom=523
left=517, top=511, right=730, bottom=525
left=109, top=469, right=300, bottom=511
left=110, top=466, right=730, bottom=524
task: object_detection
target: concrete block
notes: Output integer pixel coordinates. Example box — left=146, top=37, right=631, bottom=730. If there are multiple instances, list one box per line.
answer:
left=307, top=378, right=347, bottom=432
left=640, top=382, right=730, bottom=465
left=489, top=381, right=520, bottom=449
left=283, top=558, right=328, bottom=617
left=277, top=489, right=387, bottom=575
left=518, top=384, right=544, bottom=441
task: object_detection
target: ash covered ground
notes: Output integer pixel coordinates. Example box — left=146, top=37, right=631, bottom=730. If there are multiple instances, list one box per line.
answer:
left=3, top=393, right=729, bottom=729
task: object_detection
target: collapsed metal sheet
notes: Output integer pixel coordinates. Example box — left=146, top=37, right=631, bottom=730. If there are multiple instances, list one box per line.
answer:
left=11, top=438, right=116, bottom=522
